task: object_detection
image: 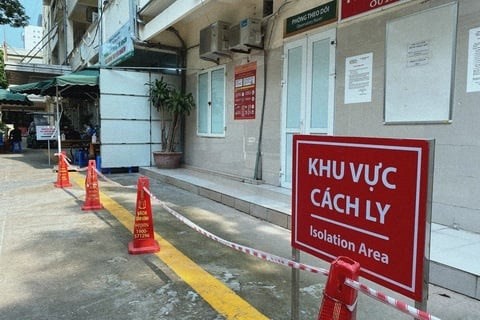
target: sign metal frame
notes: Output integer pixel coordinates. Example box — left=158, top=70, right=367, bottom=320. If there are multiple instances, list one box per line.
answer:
left=291, top=135, right=433, bottom=301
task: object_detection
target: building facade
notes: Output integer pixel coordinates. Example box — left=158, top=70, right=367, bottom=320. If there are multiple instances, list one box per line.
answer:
left=41, top=0, right=480, bottom=235
left=23, top=25, right=43, bottom=51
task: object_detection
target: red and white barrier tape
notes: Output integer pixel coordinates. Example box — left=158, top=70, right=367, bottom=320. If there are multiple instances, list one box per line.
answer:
left=344, top=279, right=439, bottom=320
left=94, top=168, right=136, bottom=189
left=142, top=187, right=328, bottom=276
left=71, top=164, right=88, bottom=172
left=54, top=152, right=72, bottom=165
left=55, top=153, right=90, bottom=172
left=142, top=186, right=441, bottom=320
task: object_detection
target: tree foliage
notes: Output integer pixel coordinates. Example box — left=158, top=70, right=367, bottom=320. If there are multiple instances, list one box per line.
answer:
left=0, top=0, right=29, bottom=28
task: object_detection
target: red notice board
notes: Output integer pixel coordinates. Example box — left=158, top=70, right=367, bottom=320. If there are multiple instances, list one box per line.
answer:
left=234, top=62, right=256, bottom=120
left=292, top=135, right=433, bottom=301
left=341, top=0, right=400, bottom=20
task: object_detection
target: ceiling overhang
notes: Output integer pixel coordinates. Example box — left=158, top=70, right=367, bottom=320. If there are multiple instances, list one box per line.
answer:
left=5, top=62, right=71, bottom=86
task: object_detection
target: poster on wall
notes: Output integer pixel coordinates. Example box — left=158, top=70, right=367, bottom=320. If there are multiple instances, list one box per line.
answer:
left=345, top=53, right=373, bottom=104
left=234, top=62, right=257, bottom=120
left=467, top=26, right=480, bottom=93
left=407, top=40, right=430, bottom=67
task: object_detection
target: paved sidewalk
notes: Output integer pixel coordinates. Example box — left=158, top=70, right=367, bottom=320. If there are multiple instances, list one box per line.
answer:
left=1, top=149, right=480, bottom=319
left=0, top=150, right=224, bottom=320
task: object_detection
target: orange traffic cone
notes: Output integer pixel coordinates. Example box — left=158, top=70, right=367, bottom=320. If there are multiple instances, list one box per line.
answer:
left=128, top=176, right=160, bottom=254
left=82, top=160, right=103, bottom=211
left=317, top=256, right=360, bottom=320
left=54, top=151, right=72, bottom=188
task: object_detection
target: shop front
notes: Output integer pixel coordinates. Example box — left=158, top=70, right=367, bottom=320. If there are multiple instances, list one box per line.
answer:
left=10, top=69, right=100, bottom=164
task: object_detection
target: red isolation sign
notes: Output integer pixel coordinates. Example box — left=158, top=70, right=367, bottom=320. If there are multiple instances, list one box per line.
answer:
left=292, top=135, right=432, bottom=301
left=341, top=0, right=400, bottom=20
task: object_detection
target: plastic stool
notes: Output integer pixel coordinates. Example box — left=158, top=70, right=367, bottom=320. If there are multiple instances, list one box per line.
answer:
left=74, top=149, right=88, bottom=167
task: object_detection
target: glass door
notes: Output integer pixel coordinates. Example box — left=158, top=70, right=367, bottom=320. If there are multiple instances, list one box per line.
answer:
left=281, top=29, right=336, bottom=188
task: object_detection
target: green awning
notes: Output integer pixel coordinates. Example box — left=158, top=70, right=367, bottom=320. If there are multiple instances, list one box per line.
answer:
left=52, top=68, right=98, bottom=87
left=41, top=69, right=99, bottom=96
left=0, top=88, right=33, bottom=106
left=9, top=80, right=52, bottom=95
left=9, top=69, right=99, bottom=98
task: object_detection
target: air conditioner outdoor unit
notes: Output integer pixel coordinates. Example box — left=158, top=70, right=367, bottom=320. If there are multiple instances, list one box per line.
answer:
left=229, top=18, right=262, bottom=52
left=200, top=21, right=231, bottom=61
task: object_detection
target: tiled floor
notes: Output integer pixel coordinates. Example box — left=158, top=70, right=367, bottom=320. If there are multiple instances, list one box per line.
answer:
left=140, top=166, right=480, bottom=299
left=430, top=224, right=480, bottom=276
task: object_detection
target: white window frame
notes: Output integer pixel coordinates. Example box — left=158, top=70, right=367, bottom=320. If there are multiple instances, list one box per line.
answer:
left=197, top=66, right=226, bottom=137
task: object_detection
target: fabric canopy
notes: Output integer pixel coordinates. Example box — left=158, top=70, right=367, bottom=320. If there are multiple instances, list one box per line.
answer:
left=55, top=68, right=99, bottom=86
left=41, top=69, right=99, bottom=96
left=9, top=80, right=52, bottom=95
left=9, top=69, right=99, bottom=97
left=0, top=88, right=33, bottom=106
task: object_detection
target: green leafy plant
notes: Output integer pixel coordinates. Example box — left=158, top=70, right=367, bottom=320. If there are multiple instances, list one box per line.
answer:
left=0, top=50, right=8, bottom=89
left=0, top=0, right=29, bottom=27
left=147, top=77, right=195, bottom=152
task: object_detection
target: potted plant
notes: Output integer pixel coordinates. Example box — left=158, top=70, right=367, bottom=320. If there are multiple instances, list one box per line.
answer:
left=147, top=77, right=195, bottom=168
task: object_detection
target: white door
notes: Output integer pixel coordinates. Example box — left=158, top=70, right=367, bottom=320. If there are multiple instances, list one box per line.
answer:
left=281, top=29, right=336, bottom=188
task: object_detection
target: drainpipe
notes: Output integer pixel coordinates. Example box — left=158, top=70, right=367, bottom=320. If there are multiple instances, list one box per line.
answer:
left=254, top=51, right=268, bottom=181
left=254, top=0, right=292, bottom=181
left=167, top=27, right=187, bottom=153
left=167, top=27, right=187, bottom=92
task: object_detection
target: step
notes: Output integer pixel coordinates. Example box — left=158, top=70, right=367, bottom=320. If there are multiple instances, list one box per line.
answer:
left=141, top=167, right=292, bottom=229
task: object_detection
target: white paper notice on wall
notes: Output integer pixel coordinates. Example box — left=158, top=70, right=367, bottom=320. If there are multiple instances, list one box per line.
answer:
left=407, top=40, right=430, bottom=68
left=467, top=26, right=480, bottom=93
left=344, top=52, right=373, bottom=104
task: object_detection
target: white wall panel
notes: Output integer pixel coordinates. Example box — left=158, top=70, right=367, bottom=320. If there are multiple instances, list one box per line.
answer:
left=99, top=69, right=181, bottom=168
left=151, top=120, right=163, bottom=143
left=101, top=144, right=151, bottom=168
left=100, top=70, right=151, bottom=95
left=100, top=95, right=151, bottom=119
left=101, top=120, right=150, bottom=143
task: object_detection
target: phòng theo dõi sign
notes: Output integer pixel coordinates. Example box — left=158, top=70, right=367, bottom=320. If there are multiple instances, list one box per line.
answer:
left=284, top=1, right=337, bottom=37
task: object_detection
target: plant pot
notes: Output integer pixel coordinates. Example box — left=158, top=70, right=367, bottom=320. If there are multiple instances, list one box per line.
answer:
left=153, top=151, right=182, bottom=169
